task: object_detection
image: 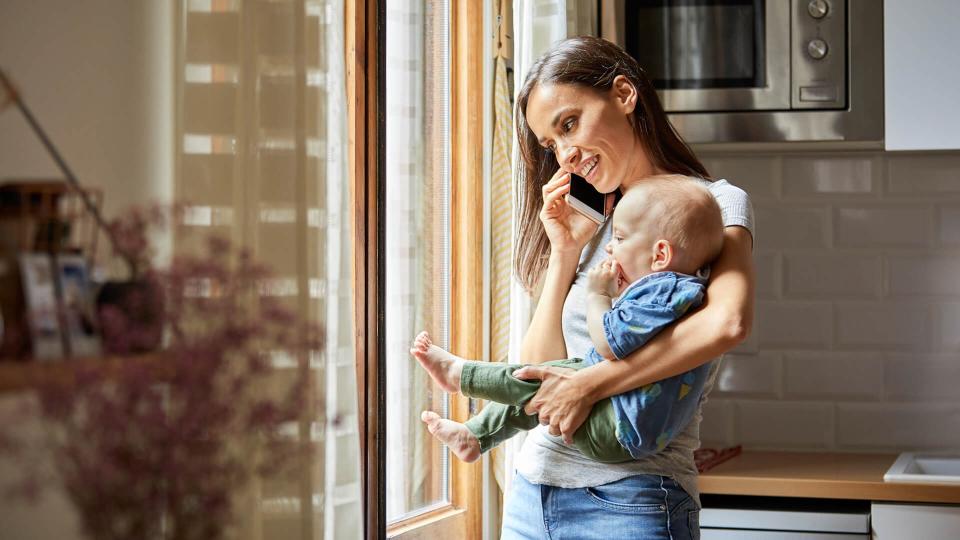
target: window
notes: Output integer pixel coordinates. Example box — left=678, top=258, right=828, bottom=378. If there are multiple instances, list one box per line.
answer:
left=384, top=0, right=452, bottom=524
left=377, top=0, right=486, bottom=538
left=347, top=0, right=485, bottom=536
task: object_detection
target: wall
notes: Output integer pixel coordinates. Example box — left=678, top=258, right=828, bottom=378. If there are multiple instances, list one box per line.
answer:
left=0, top=1, right=173, bottom=538
left=700, top=149, right=960, bottom=453
left=0, top=0, right=173, bottom=219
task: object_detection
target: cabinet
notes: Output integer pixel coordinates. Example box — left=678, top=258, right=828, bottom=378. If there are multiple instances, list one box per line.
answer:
left=884, top=0, right=960, bottom=150
left=700, top=497, right=960, bottom=540
left=871, top=503, right=960, bottom=539
left=701, top=495, right=871, bottom=540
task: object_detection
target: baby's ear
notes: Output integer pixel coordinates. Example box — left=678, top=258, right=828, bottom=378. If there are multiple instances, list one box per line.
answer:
left=651, top=239, right=672, bottom=271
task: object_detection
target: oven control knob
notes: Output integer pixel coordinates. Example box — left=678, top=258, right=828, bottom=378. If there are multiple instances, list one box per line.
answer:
left=808, top=0, right=829, bottom=19
left=807, top=38, right=829, bottom=60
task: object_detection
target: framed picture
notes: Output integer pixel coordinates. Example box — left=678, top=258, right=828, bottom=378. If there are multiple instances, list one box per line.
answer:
left=18, top=253, right=63, bottom=360
left=56, top=254, right=101, bottom=358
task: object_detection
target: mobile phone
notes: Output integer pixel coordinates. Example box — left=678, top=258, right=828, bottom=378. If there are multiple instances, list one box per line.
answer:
left=566, top=173, right=608, bottom=224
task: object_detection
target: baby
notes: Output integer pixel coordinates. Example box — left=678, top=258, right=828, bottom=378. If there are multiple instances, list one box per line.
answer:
left=411, top=175, right=724, bottom=463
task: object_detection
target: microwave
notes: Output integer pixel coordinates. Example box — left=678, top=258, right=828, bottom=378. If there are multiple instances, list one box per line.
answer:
left=600, top=0, right=884, bottom=146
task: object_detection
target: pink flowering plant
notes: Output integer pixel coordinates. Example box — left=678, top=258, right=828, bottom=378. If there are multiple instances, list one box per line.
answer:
left=3, top=206, right=320, bottom=540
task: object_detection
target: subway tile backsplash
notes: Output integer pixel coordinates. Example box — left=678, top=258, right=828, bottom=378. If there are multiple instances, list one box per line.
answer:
left=756, top=301, right=834, bottom=349
left=734, top=400, right=835, bottom=449
left=702, top=150, right=960, bottom=452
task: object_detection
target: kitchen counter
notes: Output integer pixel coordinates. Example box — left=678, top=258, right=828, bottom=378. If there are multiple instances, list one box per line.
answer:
left=698, top=450, right=960, bottom=504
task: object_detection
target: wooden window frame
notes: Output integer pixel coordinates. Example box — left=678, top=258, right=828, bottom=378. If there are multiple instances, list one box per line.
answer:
left=348, top=0, right=486, bottom=538
left=346, top=0, right=383, bottom=538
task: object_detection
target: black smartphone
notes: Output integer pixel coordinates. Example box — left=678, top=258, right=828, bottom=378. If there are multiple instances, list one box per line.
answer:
left=566, top=173, right=608, bottom=224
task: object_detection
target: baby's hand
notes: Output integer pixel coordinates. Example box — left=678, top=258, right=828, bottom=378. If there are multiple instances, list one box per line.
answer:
left=586, top=258, right=620, bottom=297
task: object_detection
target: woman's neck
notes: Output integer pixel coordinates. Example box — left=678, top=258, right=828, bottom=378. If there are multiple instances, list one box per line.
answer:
left=619, top=141, right=664, bottom=192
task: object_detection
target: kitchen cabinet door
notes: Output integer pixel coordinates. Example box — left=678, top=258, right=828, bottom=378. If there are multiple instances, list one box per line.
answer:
left=884, top=0, right=960, bottom=150
left=871, top=502, right=960, bottom=539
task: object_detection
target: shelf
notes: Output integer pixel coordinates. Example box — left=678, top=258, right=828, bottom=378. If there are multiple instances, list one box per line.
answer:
left=0, top=353, right=169, bottom=395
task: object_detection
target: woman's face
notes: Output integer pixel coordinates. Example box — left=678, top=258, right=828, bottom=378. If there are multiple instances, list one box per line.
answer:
left=524, top=78, right=657, bottom=194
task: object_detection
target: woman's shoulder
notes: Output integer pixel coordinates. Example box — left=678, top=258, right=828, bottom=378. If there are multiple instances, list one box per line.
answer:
left=702, top=178, right=749, bottom=199
left=700, top=178, right=755, bottom=234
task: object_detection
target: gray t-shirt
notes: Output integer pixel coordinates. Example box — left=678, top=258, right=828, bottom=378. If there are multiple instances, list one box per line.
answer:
left=514, top=178, right=754, bottom=507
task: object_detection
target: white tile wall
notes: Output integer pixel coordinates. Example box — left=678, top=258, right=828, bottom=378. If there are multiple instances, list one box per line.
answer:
left=699, top=149, right=960, bottom=452
left=783, top=253, right=881, bottom=298
left=888, top=154, right=960, bottom=194
left=836, top=403, right=960, bottom=450
left=700, top=399, right=735, bottom=446
left=754, top=253, right=780, bottom=299
left=756, top=207, right=832, bottom=249
left=715, top=353, right=782, bottom=398
left=884, top=354, right=960, bottom=401
left=706, top=156, right=780, bottom=200
left=784, top=353, right=883, bottom=400
left=888, top=256, right=960, bottom=296
left=835, top=303, right=932, bottom=350
left=756, top=301, right=833, bottom=349
left=938, top=206, right=960, bottom=244
left=834, top=205, right=933, bottom=247
left=734, top=401, right=835, bottom=449
left=939, top=304, right=960, bottom=351
left=782, top=155, right=881, bottom=197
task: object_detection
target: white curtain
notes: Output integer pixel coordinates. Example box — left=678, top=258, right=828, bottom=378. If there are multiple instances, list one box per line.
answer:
left=176, top=1, right=361, bottom=538
left=498, top=0, right=595, bottom=499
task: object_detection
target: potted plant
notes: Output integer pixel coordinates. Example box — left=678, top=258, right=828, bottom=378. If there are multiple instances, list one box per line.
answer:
left=1, top=66, right=323, bottom=540
left=3, top=217, right=320, bottom=539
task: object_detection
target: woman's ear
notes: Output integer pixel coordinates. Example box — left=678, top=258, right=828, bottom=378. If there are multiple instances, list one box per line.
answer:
left=611, top=75, right=638, bottom=115
left=651, top=239, right=672, bottom=271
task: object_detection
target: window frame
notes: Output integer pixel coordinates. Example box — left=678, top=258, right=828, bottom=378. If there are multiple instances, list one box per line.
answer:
left=346, top=0, right=383, bottom=537
left=348, top=0, right=487, bottom=538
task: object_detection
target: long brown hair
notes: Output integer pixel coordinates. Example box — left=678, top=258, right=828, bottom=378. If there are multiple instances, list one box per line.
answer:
left=514, top=36, right=710, bottom=291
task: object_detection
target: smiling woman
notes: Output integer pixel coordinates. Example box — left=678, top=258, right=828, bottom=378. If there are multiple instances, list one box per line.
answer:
left=501, top=35, right=754, bottom=539
left=513, top=37, right=712, bottom=294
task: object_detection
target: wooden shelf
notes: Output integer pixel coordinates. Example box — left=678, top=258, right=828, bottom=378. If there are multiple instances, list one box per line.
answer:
left=0, top=353, right=168, bottom=394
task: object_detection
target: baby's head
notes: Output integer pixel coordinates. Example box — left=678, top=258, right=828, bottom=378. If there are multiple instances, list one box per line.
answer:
left=604, top=175, right=724, bottom=289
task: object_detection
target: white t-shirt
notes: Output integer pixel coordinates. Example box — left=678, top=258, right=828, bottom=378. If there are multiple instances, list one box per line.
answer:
left=514, top=178, right=755, bottom=508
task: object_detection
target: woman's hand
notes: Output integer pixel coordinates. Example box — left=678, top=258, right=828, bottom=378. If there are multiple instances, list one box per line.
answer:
left=513, top=364, right=596, bottom=444
left=539, top=170, right=599, bottom=256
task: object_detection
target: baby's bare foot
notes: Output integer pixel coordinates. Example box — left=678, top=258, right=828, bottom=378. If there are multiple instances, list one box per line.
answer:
left=421, top=411, right=481, bottom=463
left=409, top=331, right=464, bottom=394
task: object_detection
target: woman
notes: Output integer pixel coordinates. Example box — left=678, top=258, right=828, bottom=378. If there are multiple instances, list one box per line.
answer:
left=500, top=36, right=755, bottom=539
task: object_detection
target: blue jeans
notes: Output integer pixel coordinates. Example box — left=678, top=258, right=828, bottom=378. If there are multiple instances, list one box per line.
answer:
left=501, top=473, right=699, bottom=540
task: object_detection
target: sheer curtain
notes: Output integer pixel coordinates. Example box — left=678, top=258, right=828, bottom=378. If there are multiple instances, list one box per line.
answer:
left=176, top=1, right=361, bottom=538
left=494, top=0, right=596, bottom=499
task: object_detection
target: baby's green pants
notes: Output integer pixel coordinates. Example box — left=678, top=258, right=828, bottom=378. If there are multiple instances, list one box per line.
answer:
left=461, top=359, right=633, bottom=463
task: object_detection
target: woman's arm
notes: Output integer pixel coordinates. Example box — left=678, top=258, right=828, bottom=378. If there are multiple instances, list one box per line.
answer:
left=520, top=250, right=580, bottom=362
left=519, top=170, right=603, bottom=363
left=516, top=225, right=754, bottom=442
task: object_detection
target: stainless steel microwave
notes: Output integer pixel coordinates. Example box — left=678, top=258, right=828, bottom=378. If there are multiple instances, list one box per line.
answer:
left=600, top=0, right=884, bottom=146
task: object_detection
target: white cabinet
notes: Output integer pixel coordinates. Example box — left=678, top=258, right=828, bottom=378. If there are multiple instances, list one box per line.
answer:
left=872, top=503, right=960, bottom=539
left=884, top=0, right=960, bottom=150
left=700, top=496, right=871, bottom=539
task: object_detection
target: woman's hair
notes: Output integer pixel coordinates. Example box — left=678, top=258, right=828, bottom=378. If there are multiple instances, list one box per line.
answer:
left=514, top=36, right=710, bottom=291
